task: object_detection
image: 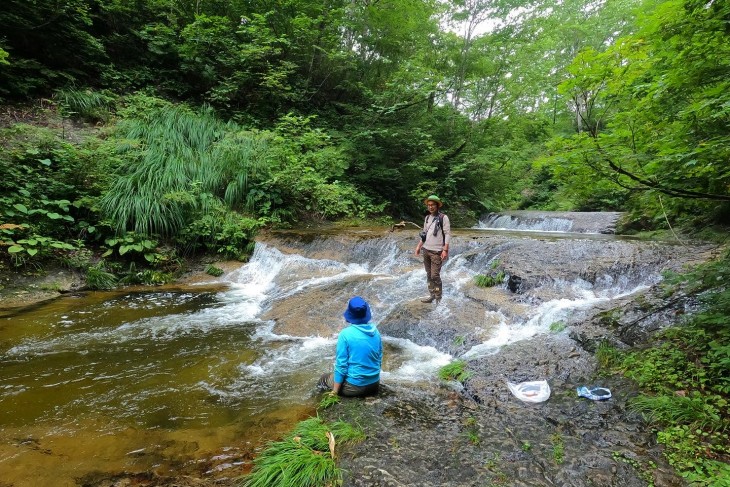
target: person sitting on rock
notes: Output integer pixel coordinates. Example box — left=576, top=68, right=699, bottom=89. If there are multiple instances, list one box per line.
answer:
left=318, top=296, right=382, bottom=397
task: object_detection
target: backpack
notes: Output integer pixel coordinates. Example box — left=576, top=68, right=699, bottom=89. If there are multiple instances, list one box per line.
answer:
left=424, top=212, right=446, bottom=245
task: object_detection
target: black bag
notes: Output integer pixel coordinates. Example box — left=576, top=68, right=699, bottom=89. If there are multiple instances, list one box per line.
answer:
left=422, top=213, right=446, bottom=244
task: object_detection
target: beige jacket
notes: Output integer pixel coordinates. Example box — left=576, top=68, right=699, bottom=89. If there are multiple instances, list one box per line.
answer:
left=422, top=213, right=451, bottom=252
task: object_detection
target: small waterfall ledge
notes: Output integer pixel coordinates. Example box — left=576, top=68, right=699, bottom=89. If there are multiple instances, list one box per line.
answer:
left=476, top=211, right=624, bottom=234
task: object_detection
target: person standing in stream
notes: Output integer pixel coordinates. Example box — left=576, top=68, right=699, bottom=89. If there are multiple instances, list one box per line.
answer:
left=414, top=195, right=451, bottom=304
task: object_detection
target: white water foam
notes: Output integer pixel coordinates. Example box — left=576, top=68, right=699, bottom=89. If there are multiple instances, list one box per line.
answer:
left=475, top=214, right=574, bottom=232
left=381, top=337, right=452, bottom=382
left=461, top=282, right=650, bottom=360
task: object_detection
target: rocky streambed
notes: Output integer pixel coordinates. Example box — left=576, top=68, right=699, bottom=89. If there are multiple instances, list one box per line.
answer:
left=324, top=280, right=702, bottom=487
left=1, top=221, right=721, bottom=487
left=297, top=227, right=718, bottom=487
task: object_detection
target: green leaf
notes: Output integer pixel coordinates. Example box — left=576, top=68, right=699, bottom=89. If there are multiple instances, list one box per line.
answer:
left=27, top=248, right=38, bottom=256
left=39, top=159, right=52, bottom=166
left=13, top=204, right=28, bottom=214
left=8, top=245, right=23, bottom=253
left=47, top=212, right=63, bottom=219
left=101, top=249, right=113, bottom=257
left=119, top=245, right=131, bottom=255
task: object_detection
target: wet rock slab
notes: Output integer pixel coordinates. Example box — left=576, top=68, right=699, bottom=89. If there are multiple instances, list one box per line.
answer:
left=259, top=225, right=715, bottom=486
left=322, top=270, right=714, bottom=487
left=325, top=331, right=684, bottom=487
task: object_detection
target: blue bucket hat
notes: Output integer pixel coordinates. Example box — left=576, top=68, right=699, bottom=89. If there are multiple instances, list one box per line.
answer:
left=343, top=296, right=372, bottom=324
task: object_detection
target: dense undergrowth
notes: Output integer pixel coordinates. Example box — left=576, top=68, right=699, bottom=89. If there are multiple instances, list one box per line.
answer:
left=598, top=250, right=730, bottom=485
left=0, top=96, right=386, bottom=289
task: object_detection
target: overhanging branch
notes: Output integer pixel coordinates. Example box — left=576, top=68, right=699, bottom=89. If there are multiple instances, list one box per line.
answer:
left=593, top=140, right=730, bottom=201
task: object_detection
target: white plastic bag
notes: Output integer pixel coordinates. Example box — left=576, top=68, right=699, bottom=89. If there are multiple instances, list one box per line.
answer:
left=506, top=380, right=551, bottom=403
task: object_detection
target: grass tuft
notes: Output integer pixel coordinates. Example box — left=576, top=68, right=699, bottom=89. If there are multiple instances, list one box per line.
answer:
left=474, top=272, right=505, bottom=288
left=438, top=359, right=472, bottom=383
left=241, top=417, right=364, bottom=487
left=317, top=392, right=340, bottom=410
left=86, top=263, right=118, bottom=290
left=101, top=104, right=269, bottom=237
left=628, top=393, right=725, bottom=431
left=205, top=264, right=224, bottom=277
left=549, top=321, right=566, bottom=333
left=595, top=341, right=622, bottom=369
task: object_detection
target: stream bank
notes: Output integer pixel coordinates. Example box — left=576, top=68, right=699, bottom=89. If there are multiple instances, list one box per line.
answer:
left=0, top=257, right=241, bottom=318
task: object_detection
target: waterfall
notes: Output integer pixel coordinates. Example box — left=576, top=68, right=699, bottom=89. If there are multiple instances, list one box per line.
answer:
left=477, top=214, right=574, bottom=232
left=475, top=211, right=623, bottom=234
left=222, top=229, right=675, bottom=380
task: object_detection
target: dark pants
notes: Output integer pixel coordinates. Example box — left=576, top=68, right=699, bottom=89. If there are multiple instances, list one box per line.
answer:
left=318, top=373, right=380, bottom=397
left=422, top=249, right=443, bottom=299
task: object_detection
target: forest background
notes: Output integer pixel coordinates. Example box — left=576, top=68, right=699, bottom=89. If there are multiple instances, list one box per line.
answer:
left=1, top=0, right=729, bottom=279
left=1, top=1, right=730, bottom=484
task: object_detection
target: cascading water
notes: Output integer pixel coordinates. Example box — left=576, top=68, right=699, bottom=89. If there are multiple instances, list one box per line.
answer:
left=477, top=214, right=574, bottom=232
left=245, top=230, right=668, bottom=358
left=475, top=210, right=623, bottom=234
left=0, top=224, right=688, bottom=486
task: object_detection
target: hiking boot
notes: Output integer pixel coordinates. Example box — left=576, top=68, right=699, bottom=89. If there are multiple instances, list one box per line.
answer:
left=420, top=295, right=435, bottom=303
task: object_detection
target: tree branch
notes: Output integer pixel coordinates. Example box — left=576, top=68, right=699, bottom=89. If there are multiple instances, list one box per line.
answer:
left=593, top=140, right=730, bottom=201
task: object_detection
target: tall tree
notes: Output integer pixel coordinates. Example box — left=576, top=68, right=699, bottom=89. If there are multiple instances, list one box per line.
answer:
left=545, top=0, right=730, bottom=217
left=0, top=0, right=107, bottom=97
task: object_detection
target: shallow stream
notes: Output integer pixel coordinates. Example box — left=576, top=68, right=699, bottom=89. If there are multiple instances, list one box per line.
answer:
left=0, top=215, right=705, bottom=486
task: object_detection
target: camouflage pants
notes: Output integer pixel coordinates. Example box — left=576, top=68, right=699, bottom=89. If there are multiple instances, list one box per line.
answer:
left=422, top=249, right=443, bottom=299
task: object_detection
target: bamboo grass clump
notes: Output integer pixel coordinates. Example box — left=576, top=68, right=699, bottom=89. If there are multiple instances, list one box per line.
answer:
left=101, top=105, right=269, bottom=237
left=241, top=417, right=364, bottom=487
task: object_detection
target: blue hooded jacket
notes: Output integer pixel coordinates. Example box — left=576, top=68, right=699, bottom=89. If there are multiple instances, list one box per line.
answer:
left=333, top=322, right=382, bottom=386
